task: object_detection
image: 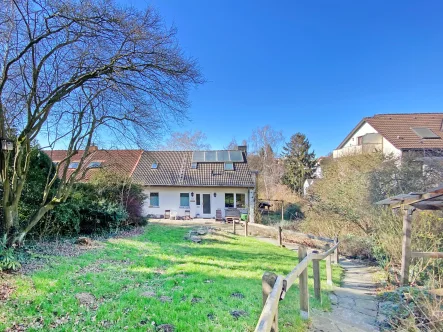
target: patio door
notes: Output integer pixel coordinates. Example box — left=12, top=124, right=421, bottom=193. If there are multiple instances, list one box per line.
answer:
left=202, top=194, right=211, bottom=217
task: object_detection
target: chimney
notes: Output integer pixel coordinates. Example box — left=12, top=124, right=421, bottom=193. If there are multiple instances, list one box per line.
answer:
left=89, top=143, right=98, bottom=153
left=237, top=145, right=247, bottom=156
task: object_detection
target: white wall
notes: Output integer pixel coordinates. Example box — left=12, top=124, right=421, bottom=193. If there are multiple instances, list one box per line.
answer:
left=342, top=122, right=378, bottom=148
left=382, top=137, right=401, bottom=157
left=335, top=121, right=401, bottom=158
left=142, top=186, right=252, bottom=219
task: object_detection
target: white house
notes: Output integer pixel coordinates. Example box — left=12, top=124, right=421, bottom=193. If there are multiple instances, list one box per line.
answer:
left=131, top=147, right=256, bottom=221
left=333, top=113, right=443, bottom=159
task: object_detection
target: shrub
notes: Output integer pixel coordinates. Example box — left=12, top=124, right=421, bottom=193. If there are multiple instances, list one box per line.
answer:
left=339, top=234, right=374, bottom=260
left=0, top=240, right=21, bottom=271
left=284, top=203, right=303, bottom=220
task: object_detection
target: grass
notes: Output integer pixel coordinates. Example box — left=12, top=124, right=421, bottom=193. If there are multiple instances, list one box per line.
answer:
left=0, top=224, right=342, bottom=331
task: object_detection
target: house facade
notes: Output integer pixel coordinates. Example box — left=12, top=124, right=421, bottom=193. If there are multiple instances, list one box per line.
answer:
left=333, top=113, right=443, bottom=159
left=131, top=148, right=256, bottom=221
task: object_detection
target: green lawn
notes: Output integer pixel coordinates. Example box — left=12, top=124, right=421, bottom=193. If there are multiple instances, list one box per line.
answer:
left=0, top=224, right=342, bottom=331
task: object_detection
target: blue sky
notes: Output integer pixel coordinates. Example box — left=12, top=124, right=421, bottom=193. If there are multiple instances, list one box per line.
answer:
left=121, top=0, right=443, bottom=156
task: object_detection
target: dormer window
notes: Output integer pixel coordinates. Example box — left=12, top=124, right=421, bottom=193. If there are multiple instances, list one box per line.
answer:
left=191, top=162, right=197, bottom=169
left=68, top=162, right=79, bottom=169
left=88, top=161, right=102, bottom=168
left=151, top=162, right=158, bottom=169
left=224, top=162, right=234, bottom=171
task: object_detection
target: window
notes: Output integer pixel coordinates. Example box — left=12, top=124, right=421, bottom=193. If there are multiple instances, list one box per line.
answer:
left=151, top=162, right=158, bottom=169
left=196, top=194, right=201, bottom=206
left=224, top=162, right=234, bottom=171
left=191, top=162, right=198, bottom=169
left=88, top=161, right=102, bottom=168
left=68, top=162, right=79, bottom=169
left=150, top=193, right=159, bottom=207
left=236, top=193, right=246, bottom=208
left=180, top=193, right=190, bottom=207
left=357, top=136, right=363, bottom=145
left=225, top=193, right=234, bottom=208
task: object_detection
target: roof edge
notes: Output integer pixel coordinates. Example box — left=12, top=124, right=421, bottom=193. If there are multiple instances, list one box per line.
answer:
left=336, top=118, right=368, bottom=149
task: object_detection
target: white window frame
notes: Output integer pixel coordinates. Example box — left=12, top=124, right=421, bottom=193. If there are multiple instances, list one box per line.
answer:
left=180, top=193, right=190, bottom=208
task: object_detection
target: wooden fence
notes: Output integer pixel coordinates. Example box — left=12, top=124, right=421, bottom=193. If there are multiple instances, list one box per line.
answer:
left=255, top=241, right=340, bottom=332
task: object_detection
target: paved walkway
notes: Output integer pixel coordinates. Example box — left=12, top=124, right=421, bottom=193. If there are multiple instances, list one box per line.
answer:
left=310, top=259, right=380, bottom=332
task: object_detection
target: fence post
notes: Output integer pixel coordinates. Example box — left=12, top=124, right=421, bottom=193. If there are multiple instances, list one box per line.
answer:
left=281, top=200, right=284, bottom=222
left=326, top=255, right=333, bottom=286
left=262, top=272, right=279, bottom=332
left=245, top=219, right=248, bottom=237
left=278, top=226, right=282, bottom=247
left=233, top=220, right=236, bottom=235
left=333, top=237, right=339, bottom=264
left=298, top=246, right=309, bottom=320
left=312, top=251, right=321, bottom=303
left=401, top=206, right=414, bottom=286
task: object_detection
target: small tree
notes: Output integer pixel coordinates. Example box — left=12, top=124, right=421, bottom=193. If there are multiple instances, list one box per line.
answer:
left=281, top=133, right=316, bottom=195
left=0, top=0, right=202, bottom=245
left=249, top=125, right=284, bottom=200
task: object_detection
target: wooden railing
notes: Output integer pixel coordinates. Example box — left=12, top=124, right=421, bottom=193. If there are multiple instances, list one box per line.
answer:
left=255, top=242, right=340, bottom=332
left=411, top=251, right=443, bottom=259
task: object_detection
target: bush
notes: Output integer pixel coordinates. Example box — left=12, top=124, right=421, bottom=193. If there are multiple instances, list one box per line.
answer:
left=339, top=234, right=374, bottom=260
left=33, top=170, right=146, bottom=238
left=284, top=203, right=303, bottom=220
left=0, top=240, right=21, bottom=271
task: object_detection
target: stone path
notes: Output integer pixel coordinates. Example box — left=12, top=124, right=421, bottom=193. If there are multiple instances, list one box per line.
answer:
left=310, top=259, right=381, bottom=332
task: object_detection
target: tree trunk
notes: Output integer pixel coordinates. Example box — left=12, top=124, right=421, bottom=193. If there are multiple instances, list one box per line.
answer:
left=13, top=204, right=55, bottom=245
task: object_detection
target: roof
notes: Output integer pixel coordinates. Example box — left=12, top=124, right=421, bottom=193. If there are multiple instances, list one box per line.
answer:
left=132, top=151, right=255, bottom=187
left=337, top=113, right=443, bottom=150
left=375, top=184, right=443, bottom=210
left=44, top=149, right=143, bottom=181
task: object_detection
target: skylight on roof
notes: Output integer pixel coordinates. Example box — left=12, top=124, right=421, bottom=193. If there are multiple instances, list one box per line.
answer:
left=68, top=162, right=79, bottom=169
left=88, top=161, right=102, bottom=168
left=224, top=162, right=234, bottom=171
left=411, top=127, right=440, bottom=139
left=151, top=162, right=158, bottom=169
left=191, top=162, right=198, bottom=169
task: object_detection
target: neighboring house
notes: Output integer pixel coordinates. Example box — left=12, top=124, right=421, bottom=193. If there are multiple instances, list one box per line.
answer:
left=131, top=147, right=256, bottom=221
left=333, top=113, right=443, bottom=159
left=44, top=146, right=143, bottom=181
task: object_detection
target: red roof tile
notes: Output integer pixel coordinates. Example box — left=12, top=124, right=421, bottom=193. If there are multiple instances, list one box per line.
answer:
left=44, top=149, right=143, bottom=181
left=338, top=113, right=443, bottom=150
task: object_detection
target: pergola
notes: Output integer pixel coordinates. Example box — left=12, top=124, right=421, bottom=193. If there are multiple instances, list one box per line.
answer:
left=376, top=184, right=443, bottom=285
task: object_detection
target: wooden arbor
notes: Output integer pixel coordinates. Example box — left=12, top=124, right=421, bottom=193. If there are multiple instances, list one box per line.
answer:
left=376, top=184, right=443, bottom=285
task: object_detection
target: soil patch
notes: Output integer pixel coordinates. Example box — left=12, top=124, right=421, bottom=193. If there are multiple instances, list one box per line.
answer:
left=230, top=310, right=248, bottom=320
left=75, top=292, right=96, bottom=308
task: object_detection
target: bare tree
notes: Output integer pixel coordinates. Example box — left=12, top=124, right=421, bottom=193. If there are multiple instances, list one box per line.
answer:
left=249, top=125, right=284, bottom=200
left=162, top=130, right=210, bottom=151
left=224, top=137, right=247, bottom=150
left=0, top=0, right=202, bottom=245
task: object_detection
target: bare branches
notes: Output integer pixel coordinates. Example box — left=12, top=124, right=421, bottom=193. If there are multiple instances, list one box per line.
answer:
left=0, top=0, right=203, bottom=244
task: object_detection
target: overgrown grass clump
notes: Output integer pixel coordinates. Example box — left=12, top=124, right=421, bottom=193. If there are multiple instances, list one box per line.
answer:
left=0, top=224, right=341, bottom=331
